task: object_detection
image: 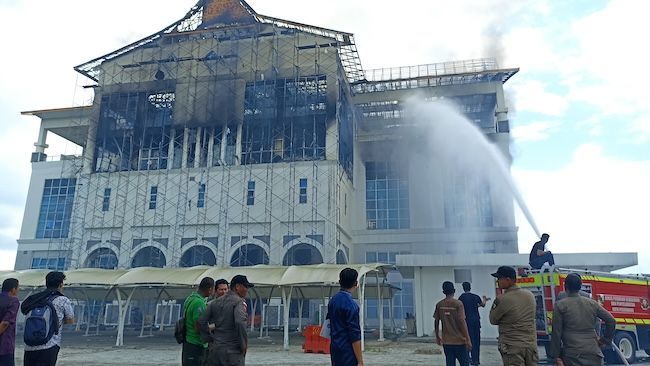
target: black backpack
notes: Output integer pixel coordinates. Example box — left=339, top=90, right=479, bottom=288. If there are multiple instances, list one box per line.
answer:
left=23, top=293, right=60, bottom=347
left=174, top=305, right=190, bottom=344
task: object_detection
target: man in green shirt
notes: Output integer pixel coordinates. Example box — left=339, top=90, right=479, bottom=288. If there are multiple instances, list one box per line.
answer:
left=183, top=277, right=214, bottom=366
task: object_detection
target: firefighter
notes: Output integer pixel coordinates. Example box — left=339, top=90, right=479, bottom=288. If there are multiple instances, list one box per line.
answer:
left=549, top=273, right=615, bottom=366
left=489, top=266, right=538, bottom=366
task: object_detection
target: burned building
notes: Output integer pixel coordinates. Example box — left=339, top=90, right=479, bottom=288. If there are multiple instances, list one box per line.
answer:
left=17, top=0, right=518, bottom=324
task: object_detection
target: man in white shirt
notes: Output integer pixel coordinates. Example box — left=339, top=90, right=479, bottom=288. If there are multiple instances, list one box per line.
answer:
left=21, top=271, right=74, bottom=366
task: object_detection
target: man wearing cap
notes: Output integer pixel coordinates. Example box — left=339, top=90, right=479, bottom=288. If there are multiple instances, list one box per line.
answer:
left=489, top=266, right=538, bottom=366
left=549, top=273, right=615, bottom=366
left=434, top=281, right=471, bottom=366
left=199, top=275, right=253, bottom=366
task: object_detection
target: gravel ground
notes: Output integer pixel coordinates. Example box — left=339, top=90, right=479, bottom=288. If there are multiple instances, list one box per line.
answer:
left=10, top=329, right=650, bottom=365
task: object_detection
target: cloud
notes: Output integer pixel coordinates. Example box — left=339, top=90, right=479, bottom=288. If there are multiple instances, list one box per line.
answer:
left=629, top=117, right=650, bottom=144
left=563, top=1, right=650, bottom=119
left=511, top=121, right=559, bottom=142
left=0, top=250, right=16, bottom=271
left=510, top=80, right=569, bottom=116
left=513, top=143, right=650, bottom=271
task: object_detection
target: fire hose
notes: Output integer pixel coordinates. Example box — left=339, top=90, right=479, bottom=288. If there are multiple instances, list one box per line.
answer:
left=611, top=342, right=631, bottom=366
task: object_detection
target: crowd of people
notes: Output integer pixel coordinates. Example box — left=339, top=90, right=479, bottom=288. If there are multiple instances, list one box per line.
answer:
left=431, top=263, right=616, bottom=366
left=0, top=271, right=74, bottom=366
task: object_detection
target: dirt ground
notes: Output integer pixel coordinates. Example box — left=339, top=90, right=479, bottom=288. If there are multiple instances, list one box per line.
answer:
left=11, top=329, right=650, bottom=365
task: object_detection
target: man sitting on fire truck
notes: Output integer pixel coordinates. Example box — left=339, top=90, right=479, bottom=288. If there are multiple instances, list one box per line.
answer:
left=529, top=233, right=556, bottom=270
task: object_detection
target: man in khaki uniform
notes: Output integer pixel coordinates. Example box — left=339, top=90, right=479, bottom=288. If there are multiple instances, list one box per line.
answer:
left=549, top=273, right=615, bottom=366
left=489, top=266, right=538, bottom=366
left=199, top=275, right=253, bottom=366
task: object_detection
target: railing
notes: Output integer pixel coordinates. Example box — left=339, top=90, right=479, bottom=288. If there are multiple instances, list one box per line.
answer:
left=363, top=58, right=499, bottom=82
left=43, top=154, right=83, bottom=162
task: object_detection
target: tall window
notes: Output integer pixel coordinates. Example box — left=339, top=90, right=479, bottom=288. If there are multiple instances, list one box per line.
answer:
left=365, top=162, right=410, bottom=230
left=299, top=178, right=307, bottom=204
left=95, top=91, right=174, bottom=173
left=36, top=178, right=76, bottom=239
left=444, top=175, right=493, bottom=228
left=246, top=181, right=255, bottom=206
left=241, top=75, right=327, bottom=165
left=102, top=188, right=111, bottom=212
left=197, top=184, right=206, bottom=208
left=149, top=186, right=158, bottom=209
left=364, top=251, right=413, bottom=321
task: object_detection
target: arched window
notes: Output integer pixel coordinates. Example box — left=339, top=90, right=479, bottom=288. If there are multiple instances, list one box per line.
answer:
left=282, top=244, right=323, bottom=266
left=336, top=250, right=347, bottom=265
left=131, top=246, right=166, bottom=268
left=85, top=247, right=119, bottom=269
left=180, top=245, right=216, bottom=267
left=230, top=244, right=269, bottom=267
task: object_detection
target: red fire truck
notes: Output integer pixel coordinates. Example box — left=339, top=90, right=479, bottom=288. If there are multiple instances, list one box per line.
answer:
left=506, top=268, right=650, bottom=364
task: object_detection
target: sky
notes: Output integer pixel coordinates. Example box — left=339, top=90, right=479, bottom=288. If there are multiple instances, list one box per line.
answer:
left=0, top=0, right=648, bottom=272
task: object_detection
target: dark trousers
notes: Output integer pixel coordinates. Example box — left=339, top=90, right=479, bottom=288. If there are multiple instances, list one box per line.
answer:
left=443, top=344, right=469, bottom=366
left=330, top=344, right=357, bottom=366
left=23, top=346, right=60, bottom=366
left=466, top=322, right=481, bottom=365
left=530, top=252, right=555, bottom=269
left=206, top=347, right=245, bottom=366
left=182, top=342, right=205, bottom=366
left=0, top=353, right=15, bottom=366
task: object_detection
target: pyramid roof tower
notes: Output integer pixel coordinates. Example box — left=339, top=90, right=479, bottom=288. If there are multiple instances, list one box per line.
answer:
left=75, top=0, right=364, bottom=83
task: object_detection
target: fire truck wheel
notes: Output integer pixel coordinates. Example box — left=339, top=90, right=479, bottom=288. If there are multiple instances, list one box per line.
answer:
left=614, top=332, right=637, bottom=364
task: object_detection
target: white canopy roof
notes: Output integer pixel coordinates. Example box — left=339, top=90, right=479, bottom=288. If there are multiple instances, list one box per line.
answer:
left=0, top=263, right=394, bottom=299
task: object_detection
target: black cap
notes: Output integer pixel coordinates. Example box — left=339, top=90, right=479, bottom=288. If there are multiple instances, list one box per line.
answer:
left=231, top=275, right=254, bottom=288
left=491, top=266, right=517, bottom=280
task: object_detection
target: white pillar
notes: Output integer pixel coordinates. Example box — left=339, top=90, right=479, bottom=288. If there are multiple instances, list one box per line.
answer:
left=235, top=123, right=242, bottom=165
left=34, top=126, right=48, bottom=153
left=207, top=127, right=214, bottom=167
left=115, top=287, right=136, bottom=347
left=359, top=274, right=366, bottom=351
left=282, top=286, right=293, bottom=350
left=194, top=127, right=202, bottom=166
left=250, top=300, right=257, bottom=332
left=219, top=125, right=227, bottom=164
left=181, top=127, right=189, bottom=168
left=377, top=272, right=384, bottom=342
left=167, top=128, right=175, bottom=170
left=298, top=299, right=304, bottom=331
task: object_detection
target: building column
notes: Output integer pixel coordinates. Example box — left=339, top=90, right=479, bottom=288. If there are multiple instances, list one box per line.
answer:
left=235, top=123, right=243, bottom=165
left=31, top=125, right=49, bottom=162
left=181, top=127, right=189, bottom=169
left=167, top=129, right=175, bottom=170
left=219, top=125, right=227, bottom=164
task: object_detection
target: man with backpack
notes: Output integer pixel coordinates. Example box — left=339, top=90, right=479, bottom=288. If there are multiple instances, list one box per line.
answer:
left=21, top=271, right=74, bottom=366
left=0, top=278, right=20, bottom=366
left=181, top=277, right=214, bottom=366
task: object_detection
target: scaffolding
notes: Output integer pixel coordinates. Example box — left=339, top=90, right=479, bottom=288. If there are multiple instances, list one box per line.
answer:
left=22, top=0, right=521, bottom=332
left=25, top=0, right=361, bottom=327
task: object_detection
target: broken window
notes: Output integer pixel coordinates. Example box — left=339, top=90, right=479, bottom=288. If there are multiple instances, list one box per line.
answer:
left=95, top=91, right=175, bottom=172
left=242, top=75, right=328, bottom=165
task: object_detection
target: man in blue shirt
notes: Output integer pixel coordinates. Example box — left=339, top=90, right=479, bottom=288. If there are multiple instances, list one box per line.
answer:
left=458, top=282, right=490, bottom=366
left=327, top=268, right=364, bottom=366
